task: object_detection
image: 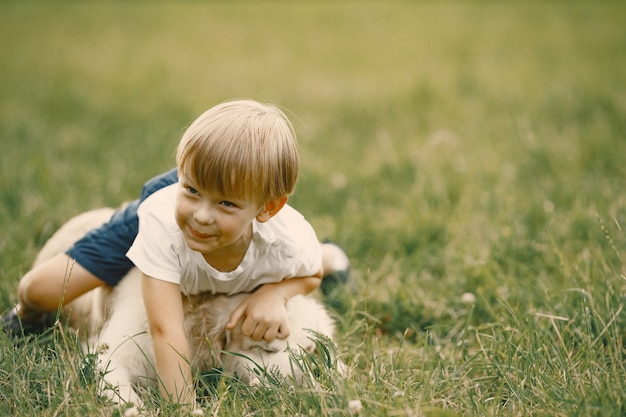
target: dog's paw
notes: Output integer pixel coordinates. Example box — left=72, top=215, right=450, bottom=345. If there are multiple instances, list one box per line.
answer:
left=123, top=406, right=141, bottom=417
left=320, top=242, right=350, bottom=295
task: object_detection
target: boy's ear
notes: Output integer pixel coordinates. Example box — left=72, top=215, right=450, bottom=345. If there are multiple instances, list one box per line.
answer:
left=257, top=196, right=288, bottom=223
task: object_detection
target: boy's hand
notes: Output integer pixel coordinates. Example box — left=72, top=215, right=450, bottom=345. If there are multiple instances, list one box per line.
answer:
left=226, top=273, right=322, bottom=342
left=226, top=284, right=290, bottom=342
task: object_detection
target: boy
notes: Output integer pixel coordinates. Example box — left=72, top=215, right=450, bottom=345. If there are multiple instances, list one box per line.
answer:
left=2, top=99, right=324, bottom=405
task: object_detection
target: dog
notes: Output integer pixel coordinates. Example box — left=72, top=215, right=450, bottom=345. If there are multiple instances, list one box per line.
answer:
left=34, top=207, right=347, bottom=406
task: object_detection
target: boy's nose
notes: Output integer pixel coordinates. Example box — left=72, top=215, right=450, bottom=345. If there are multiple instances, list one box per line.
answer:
left=193, top=206, right=215, bottom=225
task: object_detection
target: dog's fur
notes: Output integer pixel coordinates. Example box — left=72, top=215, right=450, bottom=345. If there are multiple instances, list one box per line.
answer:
left=35, top=208, right=342, bottom=405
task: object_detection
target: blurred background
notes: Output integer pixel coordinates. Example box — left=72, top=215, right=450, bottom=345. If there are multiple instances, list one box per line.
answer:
left=1, top=2, right=625, bottom=414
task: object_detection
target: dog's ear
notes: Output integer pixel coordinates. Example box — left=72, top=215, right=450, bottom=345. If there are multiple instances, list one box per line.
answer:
left=222, top=329, right=231, bottom=351
left=205, top=324, right=227, bottom=353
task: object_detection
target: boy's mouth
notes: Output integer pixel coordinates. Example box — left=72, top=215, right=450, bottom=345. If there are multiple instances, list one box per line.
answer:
left=189, top=226, right=212, bottom=240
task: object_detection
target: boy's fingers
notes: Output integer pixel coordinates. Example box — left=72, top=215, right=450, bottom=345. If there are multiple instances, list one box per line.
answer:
left=226, top=302, right=247, bottom=330
left=252, top=324, right=267, bottom=341
left=241, top=316, right=257, bottom=337
left=276, top=322, right=291, bottom=339
left=263, top=325, right=279, bottom=342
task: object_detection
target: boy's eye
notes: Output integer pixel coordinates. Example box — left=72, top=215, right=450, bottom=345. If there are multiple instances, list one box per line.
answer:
left=220, top=200, right=236, bottom=208
left=187, top=186, right=199, bottom=195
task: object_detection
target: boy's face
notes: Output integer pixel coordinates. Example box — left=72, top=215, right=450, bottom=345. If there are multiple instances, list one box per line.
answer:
left=175, top=173, right=261, bottom=270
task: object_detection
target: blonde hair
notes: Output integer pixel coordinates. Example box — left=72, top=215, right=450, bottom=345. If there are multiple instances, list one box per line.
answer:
left=176, top=99, right=299, bottom=205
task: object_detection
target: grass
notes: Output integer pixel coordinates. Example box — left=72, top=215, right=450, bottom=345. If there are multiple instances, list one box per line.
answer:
left=1, top=1, right=625, bottom=416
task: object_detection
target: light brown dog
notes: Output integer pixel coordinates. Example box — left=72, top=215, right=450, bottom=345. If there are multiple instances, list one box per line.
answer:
left=35, top=208, right=345, bottom=405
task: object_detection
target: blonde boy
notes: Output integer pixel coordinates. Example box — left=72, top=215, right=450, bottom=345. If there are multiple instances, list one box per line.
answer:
left=126, top=100, right=323, bottom=403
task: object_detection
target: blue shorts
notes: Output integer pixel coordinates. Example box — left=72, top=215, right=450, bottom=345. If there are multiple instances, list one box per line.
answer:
left=65, top=168, right=178, bottom=286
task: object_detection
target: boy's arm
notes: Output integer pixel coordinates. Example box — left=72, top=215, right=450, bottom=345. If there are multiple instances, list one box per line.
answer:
left=141, top=273, right=195, bottom=405
left=226, top=269, right=323, bottom=341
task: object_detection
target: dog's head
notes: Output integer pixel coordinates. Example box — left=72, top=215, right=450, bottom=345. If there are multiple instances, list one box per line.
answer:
left=221, top=318, right=318, bottom=384
left=184, top=293, right=335, bottom=384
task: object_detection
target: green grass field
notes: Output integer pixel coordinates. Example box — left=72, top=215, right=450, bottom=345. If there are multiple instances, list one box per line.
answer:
left=1, top=1, right=625, bottom=416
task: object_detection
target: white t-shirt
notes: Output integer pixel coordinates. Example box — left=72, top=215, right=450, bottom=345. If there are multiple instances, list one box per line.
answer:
left=126, top=184, right=322, bottom=295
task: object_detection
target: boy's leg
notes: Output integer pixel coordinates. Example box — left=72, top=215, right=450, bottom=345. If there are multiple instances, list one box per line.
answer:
left=2, top=168, right=178, bottom=336
left=17, top=253, right=105, bottom=317
left=2, top=202, right=138, bottom=336
left=2, top=253, right=105, bottom=336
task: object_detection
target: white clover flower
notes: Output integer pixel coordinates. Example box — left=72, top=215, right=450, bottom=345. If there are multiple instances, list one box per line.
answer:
left=123, top=406, right=139, bottom=417
left=348, top=399, right=362, bottom=414
left=461, top=292, right=476, bottom=305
